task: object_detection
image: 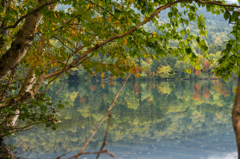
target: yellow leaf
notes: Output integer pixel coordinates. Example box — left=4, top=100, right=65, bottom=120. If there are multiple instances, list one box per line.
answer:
left=124, top=38, right=127, bottom=45
left=71, top=67, right=78, bottom=71
left=145, top=67, right=148, bottom=72
left=97, top=15, right=100, bottom=20
left=153, top=31, right=157, bottom=38
left=234, top=87, right=237, bottom=94
left=86, top=4, right=92, bottom=10
left=81, top=29, right=85, bottom=34
left=143, top=54, right=148, bottom=59
left=81, top=126, right=85, bottom=129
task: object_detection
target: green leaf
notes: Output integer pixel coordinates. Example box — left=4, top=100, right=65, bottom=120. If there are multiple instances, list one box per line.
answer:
left=180, top=30, right=186, bottom=36
left=223, top=12, right=230, bottom=20
left=233, top=65, right=238, bottom=74
left=206, top=4, right=212, bottom=12
left=185, top=69, right=191, bottom=74
left=57, top=103, right=64, bottom=109
left=185, top=48, right=191, bottom=54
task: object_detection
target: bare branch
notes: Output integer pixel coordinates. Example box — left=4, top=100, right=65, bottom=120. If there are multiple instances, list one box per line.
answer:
left=96, top=113, right=112, bottom=159
left=195, top=0, right=240, bottom=8
left=72, top=73, right=130, bottom=159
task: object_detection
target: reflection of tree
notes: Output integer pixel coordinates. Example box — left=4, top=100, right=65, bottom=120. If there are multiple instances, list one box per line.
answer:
left=156, top=82, right=172, bottom=95
left=125, top=91, right=139, bottom=110
left=7, top=80, right=235, bottom=158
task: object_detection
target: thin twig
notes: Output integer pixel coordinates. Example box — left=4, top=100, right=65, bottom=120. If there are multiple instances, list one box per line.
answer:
left=53, top=150, right=72, bottom=159
left=86, top=0, right=122, bottom=23
left=52, top=36, right=75, bottom=53
left=96, top=113, right=112, bottom=159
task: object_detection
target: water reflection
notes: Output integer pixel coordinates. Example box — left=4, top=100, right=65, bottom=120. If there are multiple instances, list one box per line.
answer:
left=6, top=80, right=237, bottom=158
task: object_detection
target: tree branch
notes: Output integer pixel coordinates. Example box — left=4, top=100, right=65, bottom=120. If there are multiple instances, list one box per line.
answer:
left=44, top=0, right=188, bottom=80
left=96, top=113, right=112, bottom=159
left=51, top=35, right=75, bottom=53
left=72, top=73, right=130, bottom=159
left=0, top=1, right=56, bottom=32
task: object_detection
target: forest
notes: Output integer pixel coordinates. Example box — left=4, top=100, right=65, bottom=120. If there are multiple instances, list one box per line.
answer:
left=54, top=7, right=235, bottom=81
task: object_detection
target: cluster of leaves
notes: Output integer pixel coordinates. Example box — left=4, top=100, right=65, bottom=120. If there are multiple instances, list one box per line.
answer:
left=56, top=4, right=234, bottom=81
left=0, top=91, right=68, bottom=137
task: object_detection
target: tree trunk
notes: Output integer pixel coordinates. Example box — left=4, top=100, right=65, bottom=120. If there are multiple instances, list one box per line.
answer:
left=0, top=12, right=43, bottom=81
left=0, top=141, right=16, bottom=159
left=1, top=3, right=58, bottom=135
left=9, top=65, right=36, bottom=127
left=232, top=73, right=240, bottom=159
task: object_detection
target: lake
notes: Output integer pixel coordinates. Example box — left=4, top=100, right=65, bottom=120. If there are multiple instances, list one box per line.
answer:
left=6, top=80, right=238, bottom=159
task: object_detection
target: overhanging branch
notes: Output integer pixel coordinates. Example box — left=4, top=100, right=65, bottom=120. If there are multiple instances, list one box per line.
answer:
left=0, top=1, right=56, bottom=32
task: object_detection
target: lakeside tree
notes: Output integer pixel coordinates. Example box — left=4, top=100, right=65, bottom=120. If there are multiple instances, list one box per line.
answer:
left=1, top=0, right=240, bottom=158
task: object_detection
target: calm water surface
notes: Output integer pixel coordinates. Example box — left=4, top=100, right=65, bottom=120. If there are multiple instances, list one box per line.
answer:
left=6, top=80, right=238, bottom=159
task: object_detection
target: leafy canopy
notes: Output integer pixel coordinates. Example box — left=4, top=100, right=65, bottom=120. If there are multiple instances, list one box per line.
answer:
left=0, top=0, right=240, bottom=136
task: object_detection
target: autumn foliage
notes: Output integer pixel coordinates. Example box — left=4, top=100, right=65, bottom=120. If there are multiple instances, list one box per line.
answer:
left=89, top=85, right=97, bottom=92
left=134, top=83, right=140, bottom=94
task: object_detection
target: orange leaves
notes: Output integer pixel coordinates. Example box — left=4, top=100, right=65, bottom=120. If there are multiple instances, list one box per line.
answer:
left=149, top=83, right=153, bottom=90
left=100, top=73, right=105, bottom=78
left=203, top=60, right=210, bottom=72
left=101, top=83, right=105, bottom=89
left=146, top=96, right=152, bottom=105
left=149, top=70, right=153, bottom=76
left=89, top=85, right=97, bottom=92
left=129, top=66, right=141, bottom=77
left=214, top=81, right=231, bottom=97
left=109, top=81, right=116, bottom=85
left=195, top=69, right=200, bottom=76
left=146, top=96, right=151, bottom=102
left=203, top=87, right=210, bottom=99
left=79, top=96, right=87, bottom=103
left=89, top=70, right=97, bottom=77
left=81, top=28, right=85, bottom=34
left=134, top=83, right=140, bottom=94
left=146, top=58, right=151, bottom=64
left=109, top=76, right=115, bottom=80
left=195, top=83, right=201, bottom=92
left=124, top=38, right=127, bottom=45
left=192, top=83, right=201, bottom=101
left=192, top=92, right=200, bottom=100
